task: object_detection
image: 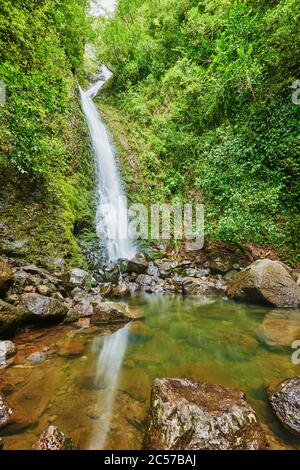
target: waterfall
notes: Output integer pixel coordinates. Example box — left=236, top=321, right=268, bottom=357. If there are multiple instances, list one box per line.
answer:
left=79, top=66, right=136, bottom=261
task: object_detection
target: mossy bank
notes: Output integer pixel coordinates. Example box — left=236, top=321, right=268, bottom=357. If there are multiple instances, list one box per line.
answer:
left=0, top=0, right=95, bottom=267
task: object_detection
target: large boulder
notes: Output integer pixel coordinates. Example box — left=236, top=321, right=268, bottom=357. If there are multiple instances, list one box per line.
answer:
left=0, top=258, right=13, bottom=293
left=144, top=377, right=268, bottom=450
left=20, top=293, right=67, bottom=322
left=268, top=376, right=300, bottom=435
left=33, top=425, right=75, bottom=450
left=91, top=301, right=143, bottom=325
left=0, top=394, right=12, bottom=429
left=0, top=300, right=27, bottom=338
left=227, top=259, right=300, bottom=308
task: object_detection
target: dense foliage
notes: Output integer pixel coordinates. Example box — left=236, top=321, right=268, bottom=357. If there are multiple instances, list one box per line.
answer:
left=0, top=0, right=94, bottom=264
left=95, top=0, right=300, bottom=260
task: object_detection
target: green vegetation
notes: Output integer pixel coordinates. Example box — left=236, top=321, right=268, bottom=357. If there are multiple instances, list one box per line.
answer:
left=0, top=0, right=94, bottom=265
left=95, top=0, right=300, bottom=262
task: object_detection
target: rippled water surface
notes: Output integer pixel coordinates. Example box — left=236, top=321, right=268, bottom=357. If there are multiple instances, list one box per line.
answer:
left=2, top=295, right=300, bottom=450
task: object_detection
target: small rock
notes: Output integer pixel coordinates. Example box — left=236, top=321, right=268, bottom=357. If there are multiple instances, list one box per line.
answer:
left=0, top=394, right=12, bottom=429
left=74, top=317, right=91, bottom=329
left=146, top=262, right=159, bottom=278
left=99, top=284, right=113, bottom=297
left=0, top=340, right=16, bottom=360
left=111, top=283, right=131, bottom=297
left=25, top=351, right=48, bottom=365
left=34, top=425, right=75, bottom=450
left=182, top=277, right=221, bottom=296
left=123, top=257, right=148, bottom=275
left=136, top=274, right=152, bottom=287
left=223, top=269, right=238, bottom=282
left=74, top=299, right=93, bottom=318
left=258, top=311, right=300, bottom=350
left=91, top=302, right=144, bottom=325
left=208, top=256, right=235, bottom=274
left=67, top=268, right=91, bottom=288
left=51, top=291, right=64, bottom=301
left=268, top=376, right=300, bottom=436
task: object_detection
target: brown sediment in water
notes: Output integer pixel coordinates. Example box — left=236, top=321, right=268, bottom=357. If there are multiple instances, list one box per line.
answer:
left=1, top=296, right=300, bottom=450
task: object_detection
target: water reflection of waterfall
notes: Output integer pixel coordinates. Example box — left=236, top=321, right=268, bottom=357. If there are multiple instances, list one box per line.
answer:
left=88, top=324, right=130, bottom=449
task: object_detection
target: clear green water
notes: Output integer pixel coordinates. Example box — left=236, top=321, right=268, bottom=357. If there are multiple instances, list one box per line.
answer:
left=2, top=295, right=300, bottom=450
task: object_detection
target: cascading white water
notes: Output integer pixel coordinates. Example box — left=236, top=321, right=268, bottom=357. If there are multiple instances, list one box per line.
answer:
left=79, top=65, right=136, bottom=261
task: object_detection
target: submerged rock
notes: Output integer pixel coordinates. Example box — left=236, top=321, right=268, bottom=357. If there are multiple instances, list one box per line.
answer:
left=20, top=293, right=67, bottom=322
left=258, top=311, right=300, bottom=350
left=227, top=259, right=300, bottom=308
left=0, top=394, right=12, bottom=429
left=91, top=301, right=143, bottom=324
left=0, top=340, right=16, bottom=360
left=268, top=376, right=300, bottom=435
left=0, top=437, right=3, bottom=450
left=144, top=377, right=268, bottom=450
left=34, top=425, right=75, bottom=450
left=25, top=351, right=48, bottom=365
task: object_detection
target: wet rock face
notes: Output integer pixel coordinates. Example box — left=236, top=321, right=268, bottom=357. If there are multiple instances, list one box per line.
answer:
left=0, top=340, right=16, bottom=360
left=20, top=293, right=67, bottom=322
left=0, top=394, right=12, bottom=429
left=144, top=377, right=268, bottom=450
left=34, top=425, right=75, bottom=450
left=0, top=300, right=27, bottom=339
left=121, top=257, right=148, bottom=275
left=268, top=377, right=300, bottom=435
left=227, top=259, right=300, bottom=308
left=0, top=257, right=13, bottom=293
left=91, top=301, right=143, bottom=324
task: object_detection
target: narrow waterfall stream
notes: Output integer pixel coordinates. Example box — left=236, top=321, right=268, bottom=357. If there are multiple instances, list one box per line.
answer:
left=79, top=66, right=136, bottom=261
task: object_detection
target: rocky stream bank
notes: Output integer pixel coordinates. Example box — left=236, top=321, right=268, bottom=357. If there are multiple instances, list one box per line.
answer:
left=1, top=246, right=300, bottom=449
